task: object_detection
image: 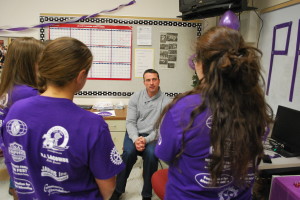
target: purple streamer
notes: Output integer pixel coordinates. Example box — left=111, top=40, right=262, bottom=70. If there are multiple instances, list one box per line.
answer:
left=266, top=21, right=292, bottom=96
left=0, top=0, right=136, bottom=32
left=289, top=19, right=300, bottom=102
left=33, top=23, right=56, bottom=28
left=7, top=27, right=30, bottom=31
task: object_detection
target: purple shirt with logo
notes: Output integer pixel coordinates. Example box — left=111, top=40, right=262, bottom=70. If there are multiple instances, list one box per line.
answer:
left=0, top=85, right=38, bottom=149
left=155, top=94, right=254, bottom=200
left=2, top=95, right=125, bottom=199
left=0, top=84, right=38, bottom=117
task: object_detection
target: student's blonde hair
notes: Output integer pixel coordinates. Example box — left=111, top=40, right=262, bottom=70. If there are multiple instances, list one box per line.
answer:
left=38, top=37, right=93, bottom=90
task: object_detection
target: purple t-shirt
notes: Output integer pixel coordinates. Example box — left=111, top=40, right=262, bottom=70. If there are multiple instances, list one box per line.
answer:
left=155, top=94, right=254, bottom=200
left=10, top=85, right=39, bottom=105
left=2, top=95, right=125, bottom=200
left=0, top=85, right=38, bottom=148
left=0, top=84, right=38, bottom=118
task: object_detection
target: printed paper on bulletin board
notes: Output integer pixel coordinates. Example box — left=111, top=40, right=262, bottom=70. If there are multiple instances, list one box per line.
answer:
left=49, top=24, right=132, bottom=80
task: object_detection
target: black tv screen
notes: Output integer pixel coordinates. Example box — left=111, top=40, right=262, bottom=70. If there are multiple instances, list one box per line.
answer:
left=178, top=0, right=255, bottom=20
left=271, top=105, right=300, bottom=154
left=179, top=0, right=238, bottom=13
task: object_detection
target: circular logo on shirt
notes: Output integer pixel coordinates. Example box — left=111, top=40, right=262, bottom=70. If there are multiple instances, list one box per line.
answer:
left=6, top=119, right=28, bottom=136
left=206, top=115, right=213, bottom=129
left=110, top=146, right=123, bottom=165
left=42, top=126, right=69, bottom=152
left=218, top=186, right=238, bottom=200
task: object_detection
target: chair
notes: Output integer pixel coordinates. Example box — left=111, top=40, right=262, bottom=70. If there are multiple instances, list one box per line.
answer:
left=151, top=169, right=168, bottom=200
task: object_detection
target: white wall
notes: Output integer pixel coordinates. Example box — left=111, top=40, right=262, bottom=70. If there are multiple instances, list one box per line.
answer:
left=238, top=0, right=292, bottom=46
left=0, top=0, right=182, bottom=105
left=258, top=2, right=300, bottom=112
left=0, top=0, right=181, bottom=38
left=0, top=0, right=292, bottom=106
left=254, top=0, right=291, bottom=10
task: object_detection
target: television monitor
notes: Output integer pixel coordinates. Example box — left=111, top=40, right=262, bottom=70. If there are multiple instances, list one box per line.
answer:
left=179, top=0, right=240, bottom=13
left=271, top=105, right=300, bottom=157
left=178, top=0, right=256, bottom=20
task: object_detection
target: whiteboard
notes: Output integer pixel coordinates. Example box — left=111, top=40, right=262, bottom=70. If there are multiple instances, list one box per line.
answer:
left=259, top=3, right=300, bottom=113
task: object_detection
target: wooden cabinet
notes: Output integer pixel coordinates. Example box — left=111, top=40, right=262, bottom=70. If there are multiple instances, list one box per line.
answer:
left=106, top=120, right=126, bottom=153
left=88, top=107, right=127, bottom=154
left=101, top=108, right=127, bottom=154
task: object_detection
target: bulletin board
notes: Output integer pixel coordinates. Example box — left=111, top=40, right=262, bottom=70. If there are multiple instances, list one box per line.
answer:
left=259, top=2, right=300, bottom=112
left=40, top=14, right=201, bottom=98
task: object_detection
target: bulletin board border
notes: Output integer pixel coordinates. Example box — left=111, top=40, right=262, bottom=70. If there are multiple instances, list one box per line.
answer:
left=75, top=90, right=180, bottom=98
left=39, top=14, right=202, bottom=41
left=39, top=14, right=201, bottom=97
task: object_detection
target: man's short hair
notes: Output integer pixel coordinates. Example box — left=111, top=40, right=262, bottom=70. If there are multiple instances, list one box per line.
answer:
left=143, top=69, right=160, bottom=80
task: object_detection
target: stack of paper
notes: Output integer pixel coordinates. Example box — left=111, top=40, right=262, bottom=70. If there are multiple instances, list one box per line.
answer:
left=114, top=102, right=125, bottom=110
left=92, top=102, right=114, bottom=110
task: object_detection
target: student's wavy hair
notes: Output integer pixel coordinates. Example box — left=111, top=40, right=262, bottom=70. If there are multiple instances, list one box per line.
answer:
left=0, top=37, right=44, bottom=99
left=156, top=26, right=273, bottom=186
left=38, top=37, right=92, bottom=91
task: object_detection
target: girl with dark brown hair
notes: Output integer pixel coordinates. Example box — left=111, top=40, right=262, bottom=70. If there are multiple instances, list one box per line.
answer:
left=155, top=26, right=273, bottom=200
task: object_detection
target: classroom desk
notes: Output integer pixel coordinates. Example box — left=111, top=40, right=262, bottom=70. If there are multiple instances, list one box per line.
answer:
left=269, top=176, right=300, bottom=200
left=258, top=149, right=300, bottom=180
left=259, top=151, right=300, bottom=171
left=89, top=108, right=127, bottom=153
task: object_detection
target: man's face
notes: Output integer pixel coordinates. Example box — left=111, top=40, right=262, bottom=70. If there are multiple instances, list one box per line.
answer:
left=143, top=72, right=160, bottom=97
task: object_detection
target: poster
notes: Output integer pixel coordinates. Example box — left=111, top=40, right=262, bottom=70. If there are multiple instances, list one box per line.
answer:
left=159, top=32, right=178, bottom=69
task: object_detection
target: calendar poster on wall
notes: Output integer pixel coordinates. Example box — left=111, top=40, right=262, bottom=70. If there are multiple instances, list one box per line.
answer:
left=49, top=24, right=132, bottom=80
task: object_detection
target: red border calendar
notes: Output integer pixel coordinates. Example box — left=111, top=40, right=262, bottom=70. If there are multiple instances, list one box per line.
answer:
left=49, top=24, right=132, bottom=80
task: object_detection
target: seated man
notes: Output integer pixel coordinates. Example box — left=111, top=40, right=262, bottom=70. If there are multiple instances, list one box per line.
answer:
left=111, top=69, right=171, bottom=200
